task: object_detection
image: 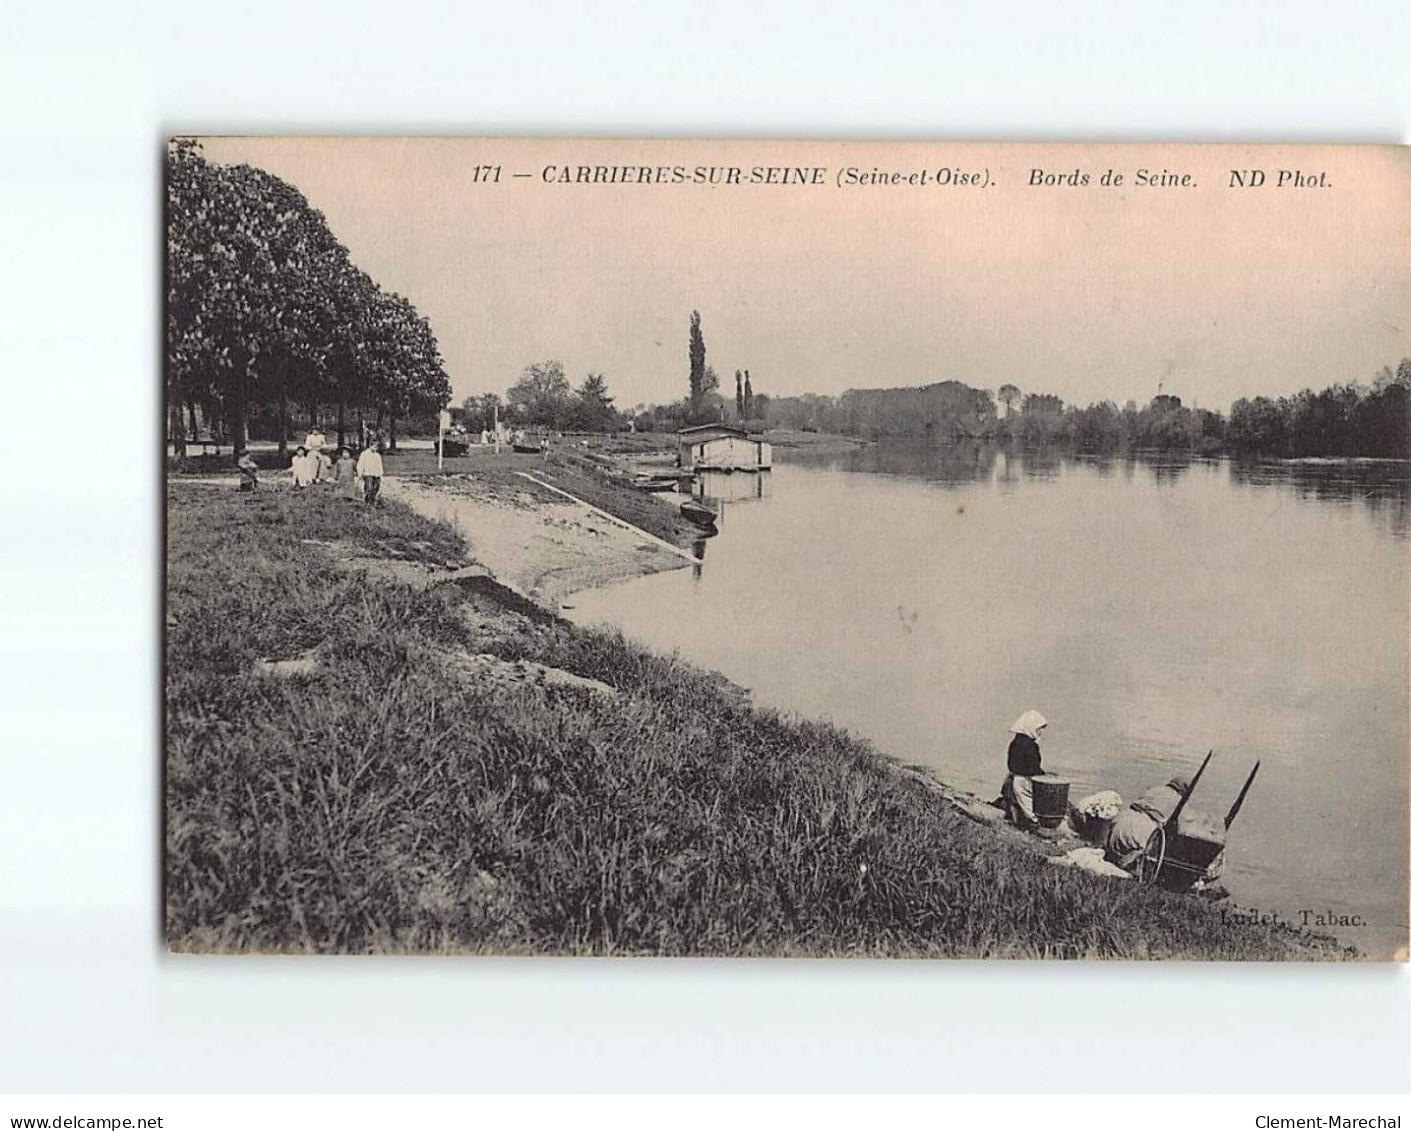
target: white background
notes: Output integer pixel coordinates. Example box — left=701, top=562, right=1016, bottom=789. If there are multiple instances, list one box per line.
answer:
left=2, top=0, right=1408, bottom=1094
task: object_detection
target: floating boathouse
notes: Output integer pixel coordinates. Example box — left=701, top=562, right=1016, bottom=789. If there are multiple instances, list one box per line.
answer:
left=676, top=424, right=772, bottom=472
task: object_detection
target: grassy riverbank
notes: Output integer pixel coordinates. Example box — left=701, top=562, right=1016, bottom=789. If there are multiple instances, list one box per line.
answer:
left=165, top=480, right=1346, bottom=958
left=171, top=443, right=702, bottom=548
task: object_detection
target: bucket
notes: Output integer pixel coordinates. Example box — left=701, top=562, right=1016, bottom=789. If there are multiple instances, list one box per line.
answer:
left=1031, top=775, right=1071, bottom=829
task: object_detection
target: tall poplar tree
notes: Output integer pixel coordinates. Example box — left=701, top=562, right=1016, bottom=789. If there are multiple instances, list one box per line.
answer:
left=688, top=310, right=706, bottom=405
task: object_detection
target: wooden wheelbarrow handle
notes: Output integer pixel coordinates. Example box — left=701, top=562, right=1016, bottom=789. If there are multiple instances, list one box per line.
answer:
left=1165, top=748, right=1214, bottom=832
left=1224, top=761, right=1261, bottom=831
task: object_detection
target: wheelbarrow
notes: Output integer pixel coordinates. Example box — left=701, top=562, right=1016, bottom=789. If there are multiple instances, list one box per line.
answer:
left=1138, top=751, right=1261, bottom=891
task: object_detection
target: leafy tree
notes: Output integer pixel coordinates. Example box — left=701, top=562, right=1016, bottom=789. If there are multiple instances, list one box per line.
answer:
left=1228, top=396, right=1287, bottom=455
left=743, top=370, right=753, bottom=419
left=764, top=392, right=842, bottom=432
left=573, top=372, right=619, bottom=432
left=1355, top=382, right=1409, bottom=457
left=835, top=380, right=996, bottom=439
left=240, top=164, right=359, bottom=453
left=166, top=140, right=450, bottom=462
left=1014, top=393, right=1065, bottom=447
left=462, top=392, right=504, bottom=433
left=1022, top=393, right=1065, bottom=416
left=357, top=288, right=451, bottom=449
left=1068, top=400, right=1121, bottom=451
left=328, top=266, right=380, bottom=447
left=997, top=383, right=1022, bottom=417
left=507, top=360, right=573, bottom=427
left=1224, top=367, right=1407, bottom=458
left=735, top=370, right=744, bottom=417
left=168, top=143, right=363, bottom=457
left=688, top=310, right=706, bottom=405
left=168, top=141, right=285, bottom=459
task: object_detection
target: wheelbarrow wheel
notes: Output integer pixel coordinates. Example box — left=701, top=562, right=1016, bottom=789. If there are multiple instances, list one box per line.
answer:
left=1139, top=825, right=1167, bottom=885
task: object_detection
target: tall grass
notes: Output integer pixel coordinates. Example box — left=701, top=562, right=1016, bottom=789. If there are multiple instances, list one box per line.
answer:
left=165, top=484, right=1344, bottom=958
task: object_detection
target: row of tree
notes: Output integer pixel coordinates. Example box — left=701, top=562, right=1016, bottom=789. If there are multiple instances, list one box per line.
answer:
left=997, top=393, right=1227, bottom=453
left=678, top=309, right=769, bottom=426
left=762, top=381, right=994, bottom=439
left=1005, top=369, right=1409, bottom=457
left=477, top=311, right=774, bottom=434
left=756, top=364, right=1409, bottom=457
left=1226, top=365, right=1410, bottom=457
left=460, top=361, right=621, bottom=433
left=461, top=312, right=772, bottom=435
left=166, top=141, right=451, bottom=464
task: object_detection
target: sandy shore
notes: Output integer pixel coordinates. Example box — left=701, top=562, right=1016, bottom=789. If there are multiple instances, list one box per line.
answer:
left=385, top=474, right=692, bottom=609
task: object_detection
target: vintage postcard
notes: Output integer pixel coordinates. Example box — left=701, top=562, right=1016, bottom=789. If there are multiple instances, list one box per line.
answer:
left=165, top=139, right=1409, bottom=959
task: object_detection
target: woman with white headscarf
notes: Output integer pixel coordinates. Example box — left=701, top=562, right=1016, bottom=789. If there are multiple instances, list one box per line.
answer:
left=999, top=710, right=1048, bottom=828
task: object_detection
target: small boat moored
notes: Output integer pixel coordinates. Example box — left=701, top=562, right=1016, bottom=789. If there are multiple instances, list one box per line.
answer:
left=632, top=475, right=683, bottom=493
left=680, top=499, right=718, bottom=529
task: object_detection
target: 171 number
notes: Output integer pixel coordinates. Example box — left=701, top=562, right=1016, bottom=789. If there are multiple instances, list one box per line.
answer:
left=471, top=165, right=502, bottom=183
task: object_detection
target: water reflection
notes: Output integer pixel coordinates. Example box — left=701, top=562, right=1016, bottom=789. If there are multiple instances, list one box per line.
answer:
left=1018, top=446, right=1061, bottom=481
left=694, top=470, right=772, bottom=503
left=575, top=443, right=1410, bottom=953
left=997, top=449, right=1018, bottom=485
left=1085, top=454, right=1117, bottom=479
left=1229, top=458, right=1410, bottom=537
left=792, top=439, right=999, bottom=486
left=781, top=441, right=1409, bottom=533
left=1146, top=454, right=1197, bottom=486
left=686, top=471, right=773, bottom=538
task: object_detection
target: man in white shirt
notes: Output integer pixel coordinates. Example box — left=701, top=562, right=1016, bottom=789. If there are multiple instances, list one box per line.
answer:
left=355, top=443, right=384, bottom=504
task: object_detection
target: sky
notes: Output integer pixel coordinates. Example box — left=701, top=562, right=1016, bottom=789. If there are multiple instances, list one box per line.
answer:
left=197, top=138, right=1411, bottom=413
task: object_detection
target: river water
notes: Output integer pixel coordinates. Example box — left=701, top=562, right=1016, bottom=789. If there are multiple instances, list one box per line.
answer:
left=566, top=443, right=1409, bottom=957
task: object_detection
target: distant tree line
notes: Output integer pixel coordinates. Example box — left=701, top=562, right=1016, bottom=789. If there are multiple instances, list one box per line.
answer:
left=1002, top=393, right=1228, bottom=453
left=755, top=362, right=1410, bottom=458
left=465, top=311, right=780, bottom=436
left=761, top=381, right=996, bottom=440
left=460, top=361, right=623, bottom=433
left=166, top=141, right=451, bottom=465
left=1226, top=362, right=1410, bottom=457
left=631, top=388, right=774, bottom=434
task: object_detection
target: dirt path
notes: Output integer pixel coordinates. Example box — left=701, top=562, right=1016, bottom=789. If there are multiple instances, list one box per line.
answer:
left=384, top=475, right=691, bottom=609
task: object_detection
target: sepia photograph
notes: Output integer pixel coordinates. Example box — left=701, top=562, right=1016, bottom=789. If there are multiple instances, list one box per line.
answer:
left=164, top=138, right=1409, bottom=961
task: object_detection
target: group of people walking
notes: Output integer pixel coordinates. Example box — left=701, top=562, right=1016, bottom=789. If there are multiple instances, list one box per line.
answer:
left=236, top=427, right=384, bottom=503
